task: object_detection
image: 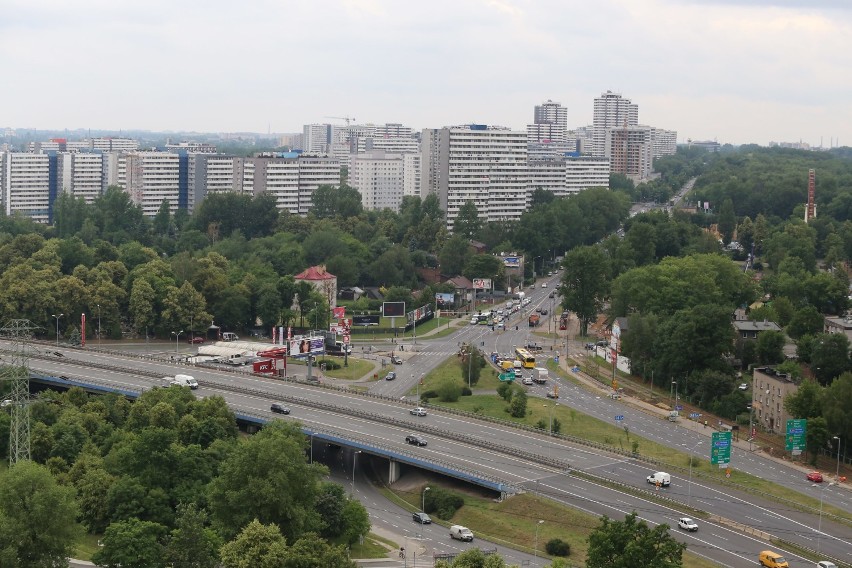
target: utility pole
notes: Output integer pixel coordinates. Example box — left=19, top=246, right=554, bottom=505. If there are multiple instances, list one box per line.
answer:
left=0, top=319, right=39, bottom=464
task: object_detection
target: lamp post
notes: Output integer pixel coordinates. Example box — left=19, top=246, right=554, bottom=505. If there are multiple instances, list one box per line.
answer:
left=309, top=432, right=314, bottom=464
left=534, top=519, right=544, bottom=563
left=171, top=330, right=184, bottom=354
left=52, top=313, right=64, bottom=346
left=814, top=482, right=835, bottom=553
left=748, top=399, right=755, bottom=451
left=422, top=486, right=430, bottom=513
left=834, top=436, right=841, bottom=482
left=189, top=315, right=194, bottom=343
left=97, top=304, right=101, bottom=347
left=670, top=381, right=677, bottom=410
left=687, top=440, right=704, bottom=508
left=547, top=402, right=558, bottom=436
left=350, top=450, right=362, bottom=497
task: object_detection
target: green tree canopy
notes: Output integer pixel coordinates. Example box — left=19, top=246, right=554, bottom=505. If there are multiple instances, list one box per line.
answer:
left=586, top=512, right=685, bottom=568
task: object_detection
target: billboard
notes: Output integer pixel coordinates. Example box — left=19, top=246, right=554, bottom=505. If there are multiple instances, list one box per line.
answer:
left=502, top=256, right=521, bottom=267
left=435, top=292, right=454, bottom=308
left=472, top=278, right=492, bottom=290
left=332, top=306, right=346, bottom=319
left=288, top=337, right=325, bottom=357
left=382, top=302, right=406, bottom=317
left=352, top=315, right=380, bottom=326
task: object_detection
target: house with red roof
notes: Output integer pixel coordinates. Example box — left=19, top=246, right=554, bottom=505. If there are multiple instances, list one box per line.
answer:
left=295, top=265, right=338, bottom=309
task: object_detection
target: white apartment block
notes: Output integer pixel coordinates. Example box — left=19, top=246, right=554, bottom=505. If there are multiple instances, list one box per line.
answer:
left=528, top=156, right=611, bottom=200
left=649, top=127, right=678, bottom=158
left=91, top=138, right=139, bottom=152
left=402, top=153, right=421, bottom=199
left=592, top=91, right=639, bottom=158
left=530, top=100, right=567, bottom=143
left=123, top=152, right=184, bottom=217
left=57, top=152, right=105, bottom=203
left=350, top=151, right=405, bottom=211
left=422, top=125, right=528, bottom=231
left=1, top=152, right=52, bottom=223
left=297, top=156, right=341, bottom=215
left=302, top=124, right=332, bottom=154
left=165, top=141, right=218, bottom=153
left=356, top=136, right=419, bottom=154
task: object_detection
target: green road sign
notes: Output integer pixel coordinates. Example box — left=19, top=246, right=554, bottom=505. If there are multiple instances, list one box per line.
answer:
left=785, top=418, right=807, bottom=454
left=711, top=431, right=732, bottom=467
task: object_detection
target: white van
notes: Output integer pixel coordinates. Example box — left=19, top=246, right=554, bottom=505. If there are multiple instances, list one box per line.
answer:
left=646, top=471, right=671, bottom=487
left=449, top=525, right=474, bottom=542
left=171, top=374, right=199, bottom=389
left=221, top=332, right=239, bottom=341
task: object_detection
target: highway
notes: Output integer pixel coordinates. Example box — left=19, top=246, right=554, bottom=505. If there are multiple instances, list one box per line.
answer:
left=8, top=328, right=851, bottom=567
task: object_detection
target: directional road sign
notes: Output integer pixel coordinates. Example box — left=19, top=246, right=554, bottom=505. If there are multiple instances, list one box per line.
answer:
left=676, top=405, right=683, bottom=411
left=711, top=431, right=732, bottom=467
left=785, top=418, right=807, bottom=454
left=615, top=415, right=624, bottom=422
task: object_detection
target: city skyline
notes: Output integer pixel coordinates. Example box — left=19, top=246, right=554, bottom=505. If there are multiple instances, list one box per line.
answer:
left=3, top=0, right=850, bottom=147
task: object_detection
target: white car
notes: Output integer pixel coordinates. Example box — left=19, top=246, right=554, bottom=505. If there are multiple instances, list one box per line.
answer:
left=738, top=383, right=748, bottom=390
left=817, top=562, right=837, bottom=568
left=410, top=407, right=427, bottom=417
left=677, top=517, right=698, bottom=532
left=522, top=377, right=533, bottom=385
left=542, top=283, right=548, bottom=288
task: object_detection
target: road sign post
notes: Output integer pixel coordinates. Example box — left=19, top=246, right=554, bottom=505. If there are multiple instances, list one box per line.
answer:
left=785, top=418, right=807, bottom=456
left=711, top=431, right=732, bottom=468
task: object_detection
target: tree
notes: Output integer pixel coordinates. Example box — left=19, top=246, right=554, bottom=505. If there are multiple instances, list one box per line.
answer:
left=586, top=512, right=685, bottom=568
left=810, top=333, right=850, bottom=385
left=454, top=200, right=482, bottom=240
left=509, top=389, right=528, bottom=418
left=653, top=304, right=735, bottom=381
left=439, top=235, right=471, bottom=277
left=166, top=503, right=222, bottom=568
left=207, top=421, right=328, bottom=540
left=805, top=416, right=831, bottom=466
left=756, top=330, right=785, bottom=365
left=717, top=198, right=736, bottom=245
left=92, top=518, right=168, bottom=568
left=783, top=378, right=823, bottom=420
left=822, top=372, right=852, bottom=456
left=434, top=548, right=507, bottom=567
left=283, top=532, right=357, bottom=568
left=0, top=461, right=81, bottom=567
left=561, top=246, right=610, bottom=336
left=219, top=520, right=288, bottom=568
left=339, top=499, right=370, bottom=546
left=461, top=346, right=484, bottom=387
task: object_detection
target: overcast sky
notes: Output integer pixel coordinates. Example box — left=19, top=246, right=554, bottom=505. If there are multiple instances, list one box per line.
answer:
left=3, top=0, right=850, bottom=146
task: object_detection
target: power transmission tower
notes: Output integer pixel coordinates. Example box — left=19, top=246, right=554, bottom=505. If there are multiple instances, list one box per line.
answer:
left=0, top=319, right=39, bottom=464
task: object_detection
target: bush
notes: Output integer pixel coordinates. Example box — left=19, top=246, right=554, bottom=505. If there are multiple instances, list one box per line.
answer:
left=496, top=382, right=513, bottom=402
left=437, top=379, right=462, bottom=402
left=423, top=487, right=464, bottom=520
left=536, top=419, right=547, bottom=430
left=461, top=386, right=472, bottom=396
left=545, top=538, right=570, bottom=556
left=319, top=359, right=341, bottom=371
left=420, top=390, right=438, bottom=400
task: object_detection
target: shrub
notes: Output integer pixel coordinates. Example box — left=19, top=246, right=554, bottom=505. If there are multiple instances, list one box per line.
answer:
left=496, top=382, right=513, bottom=402
left=545, top=538, right=570, bottom=556
left=437, top=379, right=462, bottom=402
left=461, top=386, right=472, bottom=396
left=423, top=487, right=464, bottom=520
left=420, top=390, right=438, bottom=400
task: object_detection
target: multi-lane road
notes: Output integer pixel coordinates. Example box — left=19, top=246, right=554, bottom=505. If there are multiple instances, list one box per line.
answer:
left=7, top=280, right=851, bottom=566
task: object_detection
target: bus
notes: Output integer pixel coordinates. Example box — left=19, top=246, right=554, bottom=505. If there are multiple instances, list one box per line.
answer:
left=514, top=347, right=536, bottom=369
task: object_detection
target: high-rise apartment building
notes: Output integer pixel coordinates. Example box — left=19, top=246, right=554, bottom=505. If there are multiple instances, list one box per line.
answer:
left=527, top=100, right=573, bottom=160
left=350, top=151, right=421, bottom=212
left=302, top=124, right=333, bottom=154
left=1, top=152, right=52, bottom=223
left=57, top=151, right=105, bottom=204
left=123, top=151, right=187, bottom=216
left=605, top=126, right=653, bottom=179
left=592, top=91, right=639, bottom=158
left=422, top=125, right=528, bottom=231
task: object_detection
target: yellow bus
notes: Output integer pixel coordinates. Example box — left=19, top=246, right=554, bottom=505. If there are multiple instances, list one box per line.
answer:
left=515, top=347, right=536, bottom=369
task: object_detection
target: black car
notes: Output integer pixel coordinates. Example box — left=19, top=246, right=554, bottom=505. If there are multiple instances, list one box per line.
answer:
left=413, top=512, right=432, bottom=524
left=270, top=403, right=291, bottom=414
left=385, top=371, right=397, bottom=381
left=405, top=434, right=427, bottom=446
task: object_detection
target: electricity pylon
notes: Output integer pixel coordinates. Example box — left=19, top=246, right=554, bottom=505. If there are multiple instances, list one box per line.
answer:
left=0, top=319, right=39, bottom=464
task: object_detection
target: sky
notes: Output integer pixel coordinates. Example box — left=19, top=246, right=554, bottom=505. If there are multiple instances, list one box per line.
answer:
left=2, top=0, right=851, bottom=146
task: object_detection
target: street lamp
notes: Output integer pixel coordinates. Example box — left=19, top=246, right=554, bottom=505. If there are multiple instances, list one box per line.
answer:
left=422, top=486, right=430, bottom=513
left=96, top=304, right=101, bottom=347
left=171, top=330, right=184, bottom=354
left=546, top=403, right=558, bottom=436
left=534, top=519, right=544, bottom=562
left=52, top=313, right=64, bottom=346
left=687, top=440, right=704, bottom=508
left=350, top=450, right=362, bottom=497
left=670, top=381, right=677, bottom=410
left=814, top=481, right=836, bottom=553
left=834, top=436, right=841, bottom=482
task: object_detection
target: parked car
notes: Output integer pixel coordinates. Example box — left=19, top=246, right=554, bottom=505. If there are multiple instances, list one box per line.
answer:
left=816, top=561, right=838, bottom=568
left=677, top=517, right=698, bottom=531
left=413, top=512, right=431, bottom=524
left=405, top=434, right=427, bottom=446
left=270, top=403, right=290, bottom=415
left=807, top=471, right=824, bottom=483
left=738, top=383, right=748, bottom=390
left=410, top=407, right=427, bottom=417
left=385, top=371, right=397, bottom=381
left=391, top=355, right=403, bottom=365
left=541, top=283, right=548, bottom=288
left=187, top=336, right=205, bottom=344
left=549, top=292, right=555, bottom=298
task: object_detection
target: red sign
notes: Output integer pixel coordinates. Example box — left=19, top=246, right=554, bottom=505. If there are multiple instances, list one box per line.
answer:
left=343, top=334, right=350, bottom=344
left=253, top=359, right=274, bottom=373
left=333, top=306, right=345, bottom=319
left=257, top=347, right=288, bottom=359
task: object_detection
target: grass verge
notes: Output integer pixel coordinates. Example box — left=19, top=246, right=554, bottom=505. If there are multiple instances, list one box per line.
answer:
left=72, top=532, right=102, bottom=561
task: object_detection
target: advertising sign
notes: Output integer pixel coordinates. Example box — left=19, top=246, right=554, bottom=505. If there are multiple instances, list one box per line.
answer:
left=502, top=256, right=520, bottom=267
left=785, top=418, right=807, bottom=454
left=253, top=360, right=274, bottom=373
left=352, top=315, right=379, bottom=326
left=288, top=337, right=325, bottom=357
left=711, top=431, right=732, bottom=467
left=472, top=278, right=492, bottom=290
left=382, top=302, right=406, bottom=317
left=435, top=292, right=455, bottom=308
left=332, top=306, right=345, bottom=319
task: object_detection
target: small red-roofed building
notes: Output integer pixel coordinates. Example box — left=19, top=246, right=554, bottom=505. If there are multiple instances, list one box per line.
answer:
left=295, top=265, right=338, bottom=309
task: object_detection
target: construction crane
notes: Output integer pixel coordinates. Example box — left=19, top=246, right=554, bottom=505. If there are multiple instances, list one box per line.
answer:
left=324, top=116, right=356, bottom=126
